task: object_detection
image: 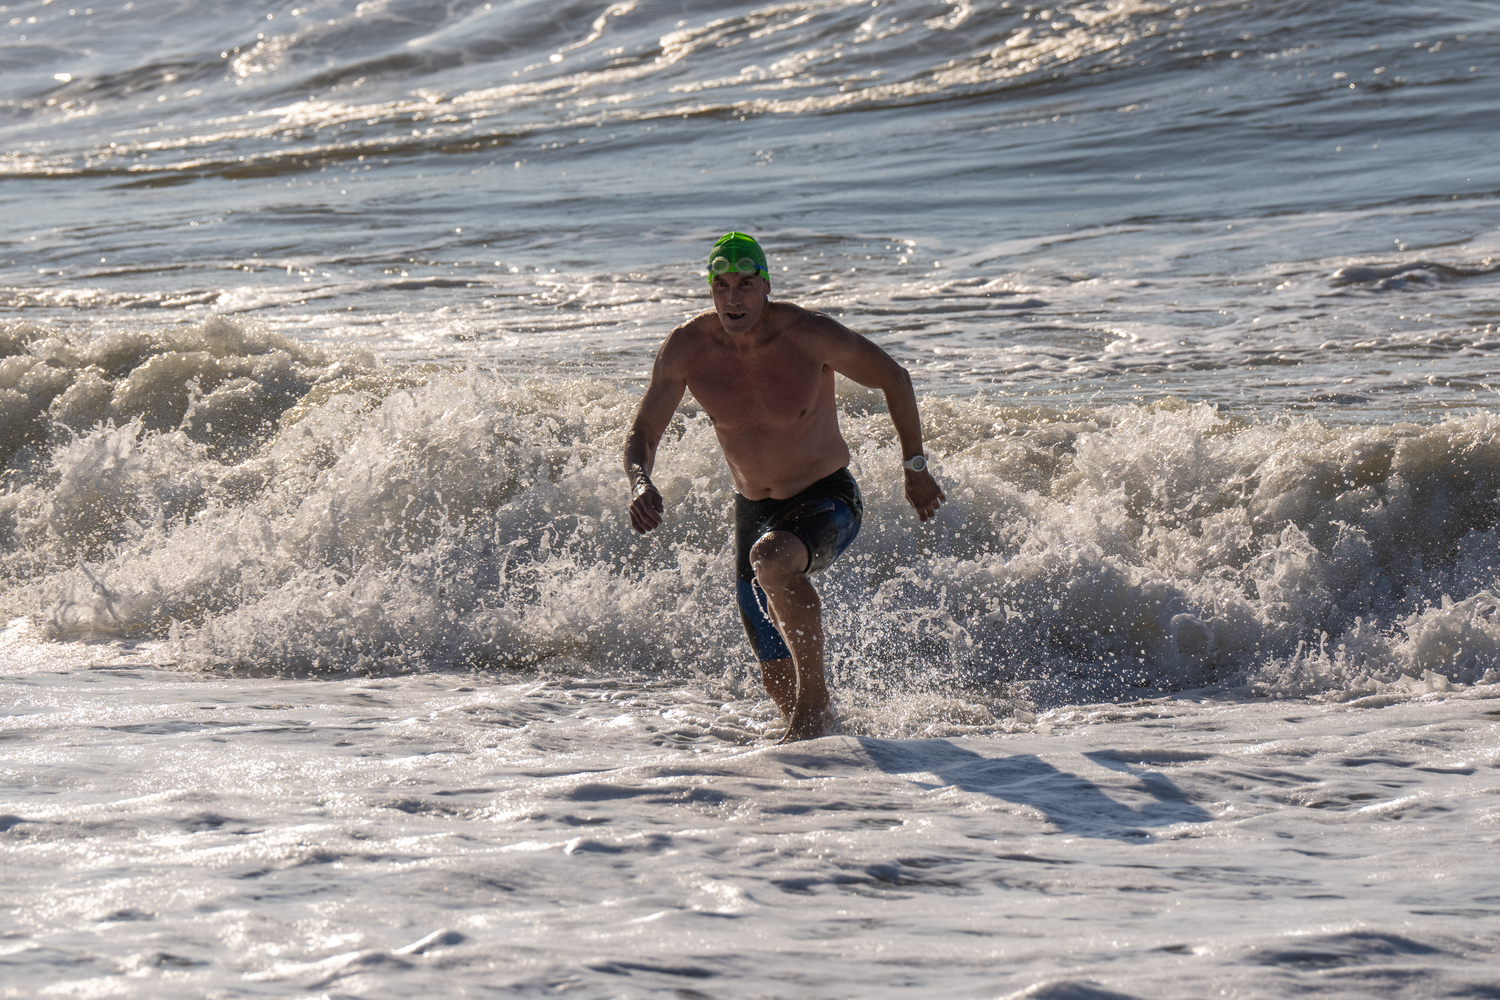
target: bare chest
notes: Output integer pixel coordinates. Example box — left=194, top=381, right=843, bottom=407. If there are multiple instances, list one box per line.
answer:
left=684, top=343, right=832, bottom=432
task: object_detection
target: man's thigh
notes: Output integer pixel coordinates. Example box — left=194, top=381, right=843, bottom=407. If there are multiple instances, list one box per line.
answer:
left=765, top=496, right=861, bottom=575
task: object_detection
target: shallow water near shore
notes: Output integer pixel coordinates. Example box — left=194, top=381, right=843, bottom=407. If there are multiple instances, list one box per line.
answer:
left=5, top=0, right=1500, bottom=995
left=6, top=636, right=1500, bottom=999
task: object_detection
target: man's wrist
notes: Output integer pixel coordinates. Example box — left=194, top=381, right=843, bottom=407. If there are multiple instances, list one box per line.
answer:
left=901, top=454, right=928, bottom=473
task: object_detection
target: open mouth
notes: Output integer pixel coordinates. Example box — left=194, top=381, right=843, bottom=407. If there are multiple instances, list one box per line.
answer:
left=725, top=312, right=747, bottom=321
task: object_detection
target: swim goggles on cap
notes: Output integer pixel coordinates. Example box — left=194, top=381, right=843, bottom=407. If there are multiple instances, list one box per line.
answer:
left=709, top=256, right=766, bottom=276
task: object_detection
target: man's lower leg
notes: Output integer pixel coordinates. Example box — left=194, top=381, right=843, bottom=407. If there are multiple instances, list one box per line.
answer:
left=750, top=532, right=833, bottom=741
left=760, top=658, right=796, bottom=716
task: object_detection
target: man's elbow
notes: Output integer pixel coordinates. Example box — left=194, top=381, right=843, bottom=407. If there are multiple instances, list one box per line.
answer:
left=880, top=364, right=914, bottom=398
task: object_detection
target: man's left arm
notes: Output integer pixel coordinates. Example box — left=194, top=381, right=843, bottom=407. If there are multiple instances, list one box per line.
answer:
left=815, top=317, right=946, bottom=521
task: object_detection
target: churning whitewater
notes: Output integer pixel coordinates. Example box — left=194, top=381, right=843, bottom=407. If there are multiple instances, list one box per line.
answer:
left=4, top=315, right=1500, bottom=713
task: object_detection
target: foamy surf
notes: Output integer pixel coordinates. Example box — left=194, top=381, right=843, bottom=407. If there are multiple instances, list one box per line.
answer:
left=4, top=659, right=1500, bottom=998
left=4, top=317, right=1498, bottom=712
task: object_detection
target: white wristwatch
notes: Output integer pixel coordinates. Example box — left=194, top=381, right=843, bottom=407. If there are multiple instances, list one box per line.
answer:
left=902, top=454, right=927, bottom=472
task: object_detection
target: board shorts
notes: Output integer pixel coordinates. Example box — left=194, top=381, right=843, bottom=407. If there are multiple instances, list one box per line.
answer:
left=734, top=467, right=863, bottom=663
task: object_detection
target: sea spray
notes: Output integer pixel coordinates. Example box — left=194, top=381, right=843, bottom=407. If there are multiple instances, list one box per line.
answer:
left=6, top=318, right=1499, bottom=702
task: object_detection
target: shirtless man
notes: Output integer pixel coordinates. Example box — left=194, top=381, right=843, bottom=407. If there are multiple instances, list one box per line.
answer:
left=624, top=232, right=945, bottom=742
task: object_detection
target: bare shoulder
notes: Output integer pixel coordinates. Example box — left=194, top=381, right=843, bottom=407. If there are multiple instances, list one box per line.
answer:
left=771, top=299, right=903, bottom=385
left=770, top=300, right=870, bottom=357
left=771, top=300, right=860, bottom=342
left=655, top=311, right=718, bottom=370
left=671, top=310, right=724, bottom=343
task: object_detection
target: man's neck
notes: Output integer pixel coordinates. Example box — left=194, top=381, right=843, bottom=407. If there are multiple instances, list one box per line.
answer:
left=713, top=301, right=778, bottom=347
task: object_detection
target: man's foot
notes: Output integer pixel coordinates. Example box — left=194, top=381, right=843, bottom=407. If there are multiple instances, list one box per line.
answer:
left=777, top=701, right=835, bottom=743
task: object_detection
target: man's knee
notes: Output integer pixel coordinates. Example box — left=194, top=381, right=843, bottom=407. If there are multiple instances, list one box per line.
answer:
left=749, top=530, right=808, bottom=584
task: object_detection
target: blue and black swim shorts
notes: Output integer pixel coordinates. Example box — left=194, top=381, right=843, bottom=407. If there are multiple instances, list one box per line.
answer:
left=734, top=467, right=863, bottom=663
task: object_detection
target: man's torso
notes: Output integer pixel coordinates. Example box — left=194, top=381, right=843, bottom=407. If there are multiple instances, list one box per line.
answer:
left=673, top=302, right=851, bottom=500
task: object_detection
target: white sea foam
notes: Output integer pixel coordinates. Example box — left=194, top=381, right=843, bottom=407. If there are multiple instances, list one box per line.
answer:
left=4, top=662, right=1500, bottom=998
left=5, top=319, right=1499, bottom=710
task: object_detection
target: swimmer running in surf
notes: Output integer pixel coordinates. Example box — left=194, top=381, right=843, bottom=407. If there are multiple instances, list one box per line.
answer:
left=624, top=232, right=945, bottom=742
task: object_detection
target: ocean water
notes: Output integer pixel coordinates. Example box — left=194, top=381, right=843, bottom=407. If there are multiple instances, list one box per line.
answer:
left=4, top=0, right=1500, bottom=996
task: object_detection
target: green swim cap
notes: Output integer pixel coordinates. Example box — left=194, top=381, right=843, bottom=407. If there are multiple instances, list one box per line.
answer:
left=707, top=232, right=769, bottom=287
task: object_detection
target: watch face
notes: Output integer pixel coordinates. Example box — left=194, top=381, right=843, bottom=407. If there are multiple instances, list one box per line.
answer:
left=906, top=455, right=926, bottom=471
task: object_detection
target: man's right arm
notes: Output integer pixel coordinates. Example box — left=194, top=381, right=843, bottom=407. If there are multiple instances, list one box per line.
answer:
left=623, top=335, right=688, bottom=533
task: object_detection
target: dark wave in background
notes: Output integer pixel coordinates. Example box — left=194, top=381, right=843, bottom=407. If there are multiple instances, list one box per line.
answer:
left=3, top=0, right=1496, bottom=272
left=3, top=1, right=1497, bottom=413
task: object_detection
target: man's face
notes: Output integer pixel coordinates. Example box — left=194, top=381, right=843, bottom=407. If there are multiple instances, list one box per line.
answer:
left=710, top=271, right=770, bottom=335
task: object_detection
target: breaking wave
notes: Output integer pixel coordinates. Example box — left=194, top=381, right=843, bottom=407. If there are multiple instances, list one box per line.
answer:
left=4, top=317, right=1499, bottom=713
